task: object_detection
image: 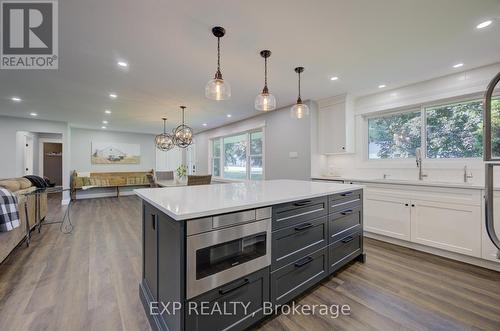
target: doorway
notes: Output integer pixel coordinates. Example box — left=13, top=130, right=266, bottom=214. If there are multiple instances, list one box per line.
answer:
left=42, top=142, right=63, bottom=186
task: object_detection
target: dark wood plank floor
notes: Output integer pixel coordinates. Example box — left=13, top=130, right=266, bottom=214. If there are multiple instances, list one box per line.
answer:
left=0, top=195, right=499, bottom=331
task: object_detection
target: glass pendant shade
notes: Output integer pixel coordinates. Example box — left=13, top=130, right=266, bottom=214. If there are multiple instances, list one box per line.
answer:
left=255, top=50, right=276, bottom=111
left=205, top=77, right=231, bottom=100
left=155, top=118, right=175, bottom=151
left=290, top=101, right=310, bottom=119
left=173, top=106, right=193, bottom=148
left=290, top=66, right=309, bottom=119
left=206, top=26, right=230, bottom=101
left=255, top=92, right=276, bottom=111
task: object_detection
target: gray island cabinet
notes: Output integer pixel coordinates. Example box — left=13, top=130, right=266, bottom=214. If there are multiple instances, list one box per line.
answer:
left=135, top=180, right=364, bottom=331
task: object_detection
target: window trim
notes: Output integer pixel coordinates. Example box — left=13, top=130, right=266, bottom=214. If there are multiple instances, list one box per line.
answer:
left=365, top=92, right=499, bottom=162
left=209, top=128, right=265, bottom=181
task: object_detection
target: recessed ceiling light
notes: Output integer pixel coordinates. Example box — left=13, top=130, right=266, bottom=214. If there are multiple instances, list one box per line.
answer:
left=101, top=126, right=107, bottom=129
left=11, top=97, right=22, bottom=102
left=202, top=123, right=207, bottom=127
left=102, top=120, right=108, bottom=124
left=476, top=20, right=492, bottom=29
left=452, top=63, right=464, bottom=68
left=330, top=76, right=339, bottom=81
left=378, top=84, right=386, bottom=89
left=29, top=112, right=37, bottom=117
left=109, top=93, right=117, bottom=99
left=104, top=109, right=112, bottom=114
left=226, top=114, right=232, bottom=118
left=117, top=61, right=128, bottom=68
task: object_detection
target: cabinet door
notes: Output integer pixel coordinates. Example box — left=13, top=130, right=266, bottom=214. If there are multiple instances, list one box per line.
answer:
left=318, top=103, right=346, bottom=154
left=482, top=192, right=500, bottom=262
left=364, top=193, right=411, bottom=240
left=143, top=204, right=158, bottom=299
left=185, top=268, right=269, bottom=331
left=411, top=200, right=481, bottom=257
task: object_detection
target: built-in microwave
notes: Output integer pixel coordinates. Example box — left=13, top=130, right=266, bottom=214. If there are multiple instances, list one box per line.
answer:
left=186, top=208, right=271, bottom=299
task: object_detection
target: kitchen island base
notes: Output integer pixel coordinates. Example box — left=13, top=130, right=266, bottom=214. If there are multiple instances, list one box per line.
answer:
left=136, top=181, right=364, bottom=331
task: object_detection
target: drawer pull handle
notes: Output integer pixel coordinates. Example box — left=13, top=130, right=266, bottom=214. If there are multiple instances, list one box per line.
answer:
left=340, top=192, right=353, bottom=197
left=219, top=278, right=249, bottom=295
left=341, top=210, right=353, bottom=215
left=295, top=223, right=313, bottom=231
left=341, top=236, right=354, bottom=243
left=294, top=200, right=312, bottom=206
left=294, top=256, right=314, bottom=268
left=151, top=215, right=156, bottom=230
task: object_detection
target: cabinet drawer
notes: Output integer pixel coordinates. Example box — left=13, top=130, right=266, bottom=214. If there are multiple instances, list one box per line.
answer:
left=329, top=231, right=362, bottom=274
left=185, top=267, right=269, bottom=331
left=272, top=216, right=327, bottom=270
left=329, top=190, right=362, bottom=213
left=272, top=196, right=328, bottom=230
left=271, top=248, right=328, bottom=305
left=329, top=206, right=362, bottom=243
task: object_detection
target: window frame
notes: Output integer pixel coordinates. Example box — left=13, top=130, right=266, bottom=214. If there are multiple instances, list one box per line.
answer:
left=365, top=92, right=499, bottom=162
left=210, top=128, right=265, bottom=181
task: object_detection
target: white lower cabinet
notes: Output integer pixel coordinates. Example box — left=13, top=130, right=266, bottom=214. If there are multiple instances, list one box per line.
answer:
left=365, top=193, right=411, bottom=241
left=411, top=200, right=481, bottom=257
left=364, top=185, right=485, bottom=259
left=482, top=192, right=500, bottom=262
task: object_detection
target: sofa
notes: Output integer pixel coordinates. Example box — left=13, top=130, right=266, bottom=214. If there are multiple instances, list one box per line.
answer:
left=70, top=170, right=153, bottom=200
left=0, top=178, right=47, bottom=263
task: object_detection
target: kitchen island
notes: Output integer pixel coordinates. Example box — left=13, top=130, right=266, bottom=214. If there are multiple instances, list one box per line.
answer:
left=135, top=180, right=365, bottom=331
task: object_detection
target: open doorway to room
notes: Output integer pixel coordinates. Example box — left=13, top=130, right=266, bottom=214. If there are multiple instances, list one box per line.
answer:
left=38, top=134, right=63, bottom=187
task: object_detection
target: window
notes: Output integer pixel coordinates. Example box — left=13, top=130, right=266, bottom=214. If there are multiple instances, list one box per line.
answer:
left=212, top=139, right=221, bottom=177
left=426, top=100, right=483, bottom=158
left=368, top=110, right=421, bottom=159
left=211, top=129, right=264, bottom=180
left=223, top=133, right=247, bottom=179
left=367, top=96, right=500, bottom=160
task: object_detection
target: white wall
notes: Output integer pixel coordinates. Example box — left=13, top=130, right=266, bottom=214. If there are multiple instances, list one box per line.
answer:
left=70, top=128, right=156, bottom=172
left=0, top=116, right=71, bottom=202
left=195, top=101, right=316, bottom=181
left=323, top=62, right=500, bottom=184
left=70, top=128, right=157, bottom=199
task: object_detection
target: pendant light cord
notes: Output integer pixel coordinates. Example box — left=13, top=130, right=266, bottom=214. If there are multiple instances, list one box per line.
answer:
left=298, top=71, right=302, bottom=100
left=264, top=57, right=268, bottom=87
left=217, top=37, right=221, bottom=73
left=163, top=118, right=166, bottom=134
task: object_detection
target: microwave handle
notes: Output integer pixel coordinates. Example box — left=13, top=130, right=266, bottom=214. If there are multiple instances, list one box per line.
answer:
left=219, top=278, right=249, bottom=295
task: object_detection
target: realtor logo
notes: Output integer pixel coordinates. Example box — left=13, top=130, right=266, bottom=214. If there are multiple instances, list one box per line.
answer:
left=1, top=0, right=58, bottom=69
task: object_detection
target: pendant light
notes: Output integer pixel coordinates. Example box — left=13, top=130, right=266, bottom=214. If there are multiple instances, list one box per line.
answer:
left=155, top=118, right=175, bottom=151
left=290, top=66, right=310, bottom=119
left=205, top=26, right=231, bottom=100
left=255, top=50, right=276, bottom=111
left=173, top=106, right=193, bottom=148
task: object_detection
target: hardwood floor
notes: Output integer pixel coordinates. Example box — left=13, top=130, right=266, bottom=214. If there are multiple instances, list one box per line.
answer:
left=1, top=195, right=499, bottom=331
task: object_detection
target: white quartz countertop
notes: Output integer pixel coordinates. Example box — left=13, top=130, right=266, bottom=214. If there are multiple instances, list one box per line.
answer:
left=312, top=175, right=490, bottom=190
left=134, top=179, right=363, bottom=221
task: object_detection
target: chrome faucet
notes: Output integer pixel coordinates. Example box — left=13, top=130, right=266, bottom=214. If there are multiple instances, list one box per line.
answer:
left=463, top=165, right=473, bottom=183
left=415, top=148, right=428, bottom=180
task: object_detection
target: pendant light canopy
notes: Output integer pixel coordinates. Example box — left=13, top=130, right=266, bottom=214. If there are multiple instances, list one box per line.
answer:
left=255, top=50, right=276, bottom=111
left=205, top=26, right=231, bottom=101
left=290, top=66, right=310, bottom=119
left=155, top=118, right=175, bottom=151
left=173, top=106, right=193, bottom=148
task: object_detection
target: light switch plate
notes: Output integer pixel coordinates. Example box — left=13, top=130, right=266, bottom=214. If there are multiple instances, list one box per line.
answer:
left=289, top=152, right=298, bottom=159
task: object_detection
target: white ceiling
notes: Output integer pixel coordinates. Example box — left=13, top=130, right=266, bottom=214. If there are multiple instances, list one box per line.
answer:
left=1, top=0, right=500, bottom=134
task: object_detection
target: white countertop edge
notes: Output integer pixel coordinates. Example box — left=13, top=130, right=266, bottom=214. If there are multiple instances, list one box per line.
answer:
left=311, top=176, right=489, bottom=190
left=134, top=184, right=364, bottom=221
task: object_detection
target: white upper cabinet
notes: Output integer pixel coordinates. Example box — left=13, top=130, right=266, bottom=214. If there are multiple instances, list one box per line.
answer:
left=317, top=94, right=355, bottom=154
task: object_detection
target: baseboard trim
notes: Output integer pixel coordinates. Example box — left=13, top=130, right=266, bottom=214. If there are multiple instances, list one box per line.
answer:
left=75, top=191, right=135, bottom=200
left=364, top=231, right=500, bottom=272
